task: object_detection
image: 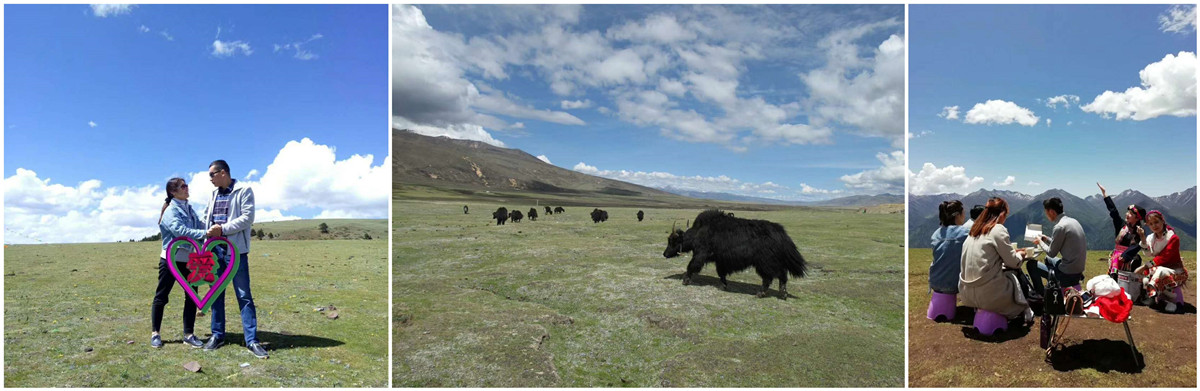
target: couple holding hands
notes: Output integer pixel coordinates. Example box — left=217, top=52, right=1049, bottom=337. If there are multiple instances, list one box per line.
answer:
left=152, top=160, right=267, bottom=358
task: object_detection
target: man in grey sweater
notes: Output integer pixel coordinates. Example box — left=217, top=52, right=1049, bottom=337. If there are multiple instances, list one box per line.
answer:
left=1026, top=197, right=1088, bottom=297
left=202, top=159, right=267, bottom=359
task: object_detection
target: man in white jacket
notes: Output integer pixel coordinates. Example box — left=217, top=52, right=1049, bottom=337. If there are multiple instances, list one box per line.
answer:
left=202, top=159, right=267, bottom=359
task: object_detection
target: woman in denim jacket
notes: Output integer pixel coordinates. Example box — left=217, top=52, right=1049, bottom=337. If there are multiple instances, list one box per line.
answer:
left=151, top=178, right=208, bottom=349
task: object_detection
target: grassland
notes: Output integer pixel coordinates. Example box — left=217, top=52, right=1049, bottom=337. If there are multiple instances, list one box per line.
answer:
left=394, top=197, right=904, bottom=387
left=908, top=248, right=1196, bottom=387
left=4, top=222, right=388, bottom=387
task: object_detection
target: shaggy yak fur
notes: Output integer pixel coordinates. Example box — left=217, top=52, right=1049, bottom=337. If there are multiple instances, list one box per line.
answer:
left=509, top=209, right=524, bottom=223
left=591, top=208, right=609, bottom=223
left=493, top=207, right=509, bottom=225
left=554, top=206, right=566, bottom=214
left=637, top=210, right=645, bottom=222
left=544, top=206, right=553, bottom=215
left=662, top=209, right=808, bottom=299
left=528, top=208, right=539, bottom=221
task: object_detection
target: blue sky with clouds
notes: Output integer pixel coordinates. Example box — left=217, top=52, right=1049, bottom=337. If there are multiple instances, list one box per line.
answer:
left=909, top=4, right=1197, bottom=197
left=4, top=4, right=389, bottom=244
left=394, top=5, right=905, bottom=201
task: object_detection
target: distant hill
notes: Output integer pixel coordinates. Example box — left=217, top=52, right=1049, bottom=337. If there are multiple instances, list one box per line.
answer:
left=254, top=219, right=386, bottom=241
left=395, top=129, right=895, bottom=208
left=395, top=129, right=675, bottom=199
left=909, top=188, right=1196, bottom=251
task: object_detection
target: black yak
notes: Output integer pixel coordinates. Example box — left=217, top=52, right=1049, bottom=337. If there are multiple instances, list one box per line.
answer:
left=510, top=210, right=524, bottom=223
left=493, top=207, right=508, bottom=225
left=464, top=205, right=469, bottom=214
left=544, top=206, right=553, bottom=215
left=528, top=208, right=539, bottom=221
left=662, top=210, right=807, bottom=299
left=637, top=210, right=644, bottom=222
left=554, top=206, right=565, bottom=214
left=601, top=210, right=608, bottom=222
left=591, top=208, right=607, bottom=223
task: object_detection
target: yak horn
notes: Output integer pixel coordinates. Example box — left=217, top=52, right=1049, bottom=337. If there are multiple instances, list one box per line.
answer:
left=671, top=221, right=677, bottom=232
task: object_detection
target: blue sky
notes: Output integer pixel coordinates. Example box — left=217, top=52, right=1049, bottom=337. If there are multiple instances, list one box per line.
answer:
left=394, top=5, right=905, bottom=201
left=910, top=4, right=1197, bottom=197
left=4, top=5, right=389, bottom=244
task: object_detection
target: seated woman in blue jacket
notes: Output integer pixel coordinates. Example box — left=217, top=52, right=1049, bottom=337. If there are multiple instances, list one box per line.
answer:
left=930, top=200, right=968, bottom=294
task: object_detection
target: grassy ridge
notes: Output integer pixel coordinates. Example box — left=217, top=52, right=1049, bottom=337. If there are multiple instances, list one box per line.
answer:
left=253, top=219, right=387, bottom=241
left=908, top=248, right=1196, bottom=387
left=394, top=198, right=904, bottom=387
left=4, top=238, right=388, bottom=387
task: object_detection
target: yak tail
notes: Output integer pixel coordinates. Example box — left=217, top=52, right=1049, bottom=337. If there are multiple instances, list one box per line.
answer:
left=784, top=248, right=808, bottom=278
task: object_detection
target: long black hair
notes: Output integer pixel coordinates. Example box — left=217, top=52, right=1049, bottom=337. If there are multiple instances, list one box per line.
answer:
left=938, top=200, right=964, bottom=227
left=159, top=178, right=186, bottom=223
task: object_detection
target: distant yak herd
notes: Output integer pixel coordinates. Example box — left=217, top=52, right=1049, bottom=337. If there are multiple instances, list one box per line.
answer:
left=470, top=204, right=808, bottom=299
left=477, top=205, right=646, bottom=225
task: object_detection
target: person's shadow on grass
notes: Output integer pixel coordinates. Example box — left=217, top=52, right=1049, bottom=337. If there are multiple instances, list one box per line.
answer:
left=1047, top=339, right=1144, bottom=374
left=223, top=331, right=344, bottom=351
left=959, top=314, right=1032, bottom=342
left=664, top=274, right=797, bottom=299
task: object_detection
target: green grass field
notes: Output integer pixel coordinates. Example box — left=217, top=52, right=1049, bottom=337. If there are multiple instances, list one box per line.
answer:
left=4, top=226, right=388, bottom=387
left=394, top=198, right=904, bottom=387
left=909, top=248, right=1197, bottom=387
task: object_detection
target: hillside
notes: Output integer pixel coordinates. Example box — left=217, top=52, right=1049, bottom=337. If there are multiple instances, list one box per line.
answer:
left=909, top=188, right=1197, bottom=251
left=396, top=129, right=896, bottom=208
left=254, top=219, right=387, bottom=241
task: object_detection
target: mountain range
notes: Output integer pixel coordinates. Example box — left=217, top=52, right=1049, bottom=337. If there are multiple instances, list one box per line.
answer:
left=909, top=187, right=1197, bottom=251
left=395, top=129, right=899, bottom=208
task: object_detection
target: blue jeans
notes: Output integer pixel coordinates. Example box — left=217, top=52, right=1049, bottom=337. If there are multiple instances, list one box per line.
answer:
left=210, top=251, right=258, bottom=344
left=1026, top=257, right=1083, bottom=294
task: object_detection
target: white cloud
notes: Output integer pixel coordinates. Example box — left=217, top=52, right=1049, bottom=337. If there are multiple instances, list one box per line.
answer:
left=90, top=4, right=134, bottom=17
left=561, top=100, right=592, bottom=110
left=799, top=183, right=831, bottom=194
left=536, top=155, right=552, bottom=165
left=257, top=208, right=302, bottom=222
left=212, top=40, right=253, bottom=57
left=4, top=139, right=386, bottom=244
left=244, top=169, right=260, bottom=180
left=1044, top=94, right=1080, bottom=109
left=909, top=162, right=984, bottom=195
left=801, top=20, right=905, bottom=144
left=908, top=130, right=933, bottom=140
left=88, top=121, right=98, bottom=128
left=963, top=100, right=1040, bottom=126
left=394, top=5, right=901, bottom=151
left=571, top=162, right=828, bottom=200
left=160, top=31, right=174, bottom=41
left=395, top=117, right=505, bottom=147
left=1046, top=119, right=1052, bottom=127
left=839, top=150, right=905, bottom=194
left=138, top=25, right=150, bottom=33
left=607, top=13, right=696, bottom=44
left=275, top=33, right=324, bottom=61
left=391, top=5, right=582, bottom=145
left=1159, top=5, right=1197, bottom=34
left=1081, top=51, right=1197, bottom=121
left=1027, top=181, right=1041, bottom=186
left=938, top=106, right=959, bottom=120
left=1067, top=121, right=1073, bottom=126
left=993, top=175, right=1016, bottom=187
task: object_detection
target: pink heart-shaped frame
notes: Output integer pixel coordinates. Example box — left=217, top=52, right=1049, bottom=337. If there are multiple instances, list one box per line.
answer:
left=166, top=236, right=240, bottom=314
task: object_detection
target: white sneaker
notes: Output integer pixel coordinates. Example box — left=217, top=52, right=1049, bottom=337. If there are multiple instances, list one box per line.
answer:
left=1164, top=302, right=1178, bottom=313
left=1023, top=307, right=1034, bottom=324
